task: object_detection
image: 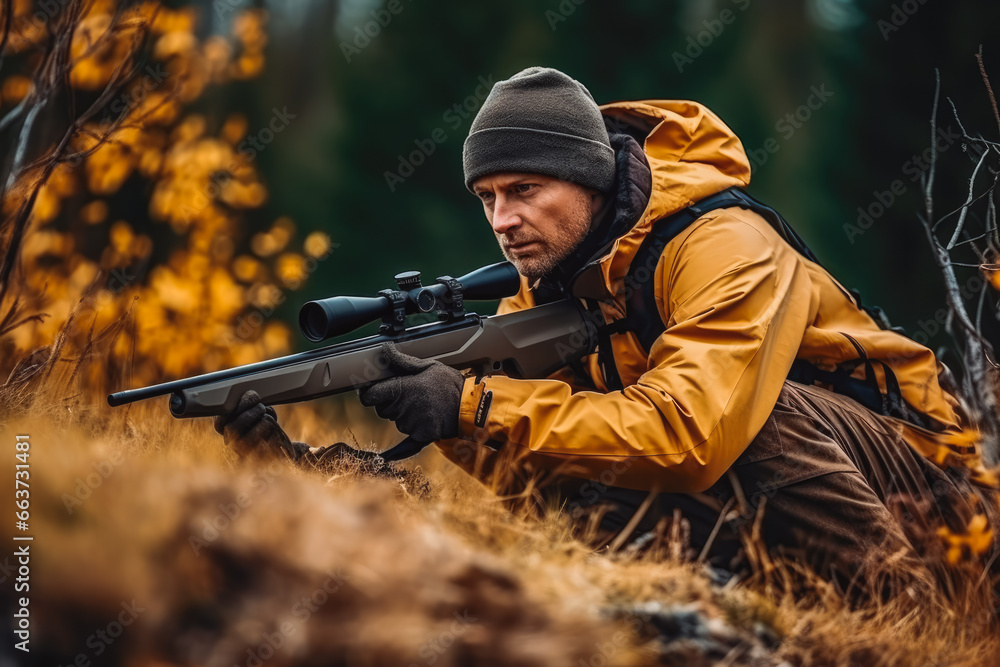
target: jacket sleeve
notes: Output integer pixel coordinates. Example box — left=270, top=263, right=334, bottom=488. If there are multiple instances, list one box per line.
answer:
left=444, top=210, right=816, bottom=493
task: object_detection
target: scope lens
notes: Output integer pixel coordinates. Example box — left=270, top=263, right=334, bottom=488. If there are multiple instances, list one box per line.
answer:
left=298, top=302, right=329, bottom=342
left=416, top=289, right=437, bottom=313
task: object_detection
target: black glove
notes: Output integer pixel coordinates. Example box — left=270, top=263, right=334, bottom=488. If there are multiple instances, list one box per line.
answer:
left=213, top=390, right=309, bottom=460
left=357, top=343, right=464, bottom=443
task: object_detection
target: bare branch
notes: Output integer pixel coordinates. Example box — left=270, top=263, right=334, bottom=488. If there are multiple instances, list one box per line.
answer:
left=4, top=101, right=46, bottom=191
left=925, top=69, right=941, bottom=223
left=946, top=149, right=990, bottom=249
left=921, top=63, right=1000, bottom=464
left=977, top=45, right=1000, bottom=138
left=0, top=0, right=13, bottom=77
left=947, top=96, right=969, bottom=138
left=976, top=275, right=988, bottom=339
left=0, top=0, right=154, bottom=308
left=0, top=95, right=30, bottom=135
left=989, top=191, right=999, bottom=252
left=931, top=179, right=995, bottom=232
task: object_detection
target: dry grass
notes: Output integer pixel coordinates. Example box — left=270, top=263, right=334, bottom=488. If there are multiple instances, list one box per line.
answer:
left=0, top=349, right=998, bottom=666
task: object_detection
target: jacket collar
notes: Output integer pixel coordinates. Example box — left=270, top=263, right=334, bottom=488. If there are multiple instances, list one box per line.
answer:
left=532, top=129, right=653, bottom=304
left=525, top=100, right=752, bottom=303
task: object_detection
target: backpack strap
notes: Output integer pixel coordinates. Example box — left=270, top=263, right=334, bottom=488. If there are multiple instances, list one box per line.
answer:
left=620, top=187, right=782, bottom=353
left=619, top=186, right=899, bottom=352
left=584, top=188, right=750, bottom=390
left=595, top=186, right=940, bottom=429
left=588, top=300, right=626, bottom=391
left=585, top=188, right=760, bottom=389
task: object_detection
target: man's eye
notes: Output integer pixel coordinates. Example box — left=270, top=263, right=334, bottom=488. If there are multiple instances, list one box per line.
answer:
left=478, top=192, right=494, bottom=202
left=513, top=184, right=534, bottom=194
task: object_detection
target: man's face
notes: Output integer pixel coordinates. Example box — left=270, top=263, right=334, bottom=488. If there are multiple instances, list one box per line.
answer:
left=472, top=173, right=602, bottom=282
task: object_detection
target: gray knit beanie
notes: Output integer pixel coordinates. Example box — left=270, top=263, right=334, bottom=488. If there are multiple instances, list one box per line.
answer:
left=463, top=67, right=616, bottom=193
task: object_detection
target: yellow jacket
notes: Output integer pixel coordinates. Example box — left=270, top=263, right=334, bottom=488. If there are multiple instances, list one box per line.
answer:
left=435, top=100, right=995, bottom=492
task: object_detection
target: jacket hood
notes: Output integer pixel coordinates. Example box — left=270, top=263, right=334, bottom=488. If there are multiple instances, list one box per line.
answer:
left=600, top=99, right=751, bottom=221
left=515, top=100, right=752, bottom=301
left=586, top=100, right=751, bottom=292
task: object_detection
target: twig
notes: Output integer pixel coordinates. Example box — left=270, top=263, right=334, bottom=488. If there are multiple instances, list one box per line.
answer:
left=925, top=70, right=941, bottom=223
left=697, top=497, right=736, bottom=563
left=988, top=192, right=999, bottom=252
left=0, top=0, right=13, bottom=76
left=947, top=97, right=1000, bottom=153
left=947, top=97, right=970, bottom=138
left=975, top=275, right=987, bottom=339
left=947, top=150, right=991, bottom=249
left=932, top=180, right=995, bottom=233
left=949, top=228, right=993, bottom=249
left=4, top=100, right=45, bottom=191
left=940, top=260, right=998, bottom=268
left=0, top=95, right=30, bottom=135
left=977, top=45, right=1000, bottom=138
left=607, top=487, right=658, bottom=553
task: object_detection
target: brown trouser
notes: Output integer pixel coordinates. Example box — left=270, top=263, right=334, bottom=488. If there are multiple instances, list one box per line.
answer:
left=546, top=381, right=1000, bottom=598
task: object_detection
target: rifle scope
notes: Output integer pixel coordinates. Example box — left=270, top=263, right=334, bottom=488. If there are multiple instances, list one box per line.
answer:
left=299, top=261, right=521, bottom=342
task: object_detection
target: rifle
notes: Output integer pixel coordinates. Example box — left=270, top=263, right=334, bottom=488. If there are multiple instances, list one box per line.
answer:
left=108, top=261, right=596, bottom=461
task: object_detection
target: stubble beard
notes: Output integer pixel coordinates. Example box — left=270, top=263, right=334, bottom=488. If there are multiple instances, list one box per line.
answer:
left=498, top=191, right=593, bottom=283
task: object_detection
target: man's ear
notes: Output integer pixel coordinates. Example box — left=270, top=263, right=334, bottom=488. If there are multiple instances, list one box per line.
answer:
left=590, top=190, right=605, bottom=216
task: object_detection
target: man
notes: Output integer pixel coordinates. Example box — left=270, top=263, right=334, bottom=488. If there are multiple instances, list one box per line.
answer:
left=218, top=67, right=998, bottom=596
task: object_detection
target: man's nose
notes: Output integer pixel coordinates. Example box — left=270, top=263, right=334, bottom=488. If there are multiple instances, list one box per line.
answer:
left=490, top=198, right=521, bottom=235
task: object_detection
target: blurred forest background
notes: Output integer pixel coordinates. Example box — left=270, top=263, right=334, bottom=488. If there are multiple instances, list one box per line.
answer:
left=281, top=0, right=1000, bottom=356
left=3, top=0, right=1000, bottom=381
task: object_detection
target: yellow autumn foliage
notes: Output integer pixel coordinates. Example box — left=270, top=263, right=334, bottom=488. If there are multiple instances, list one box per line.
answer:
left=2, top=75, right=32, bottom=103
left=1, top=0, right=327, bottom=389
left=69, top=13, right=142, bottom=91
left=985, top=264, right=1000, bottom=292
left=938, top=513, right=995, bottom=565
left=304, top=231, right=334, bottom=259
left=80, top=199, right=109, bottom=225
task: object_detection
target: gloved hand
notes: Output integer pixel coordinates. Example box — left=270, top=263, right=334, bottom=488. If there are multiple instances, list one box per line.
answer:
left=357, top=343, right=464, bottom=443
left=213, top=390, right=309, bottom=460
